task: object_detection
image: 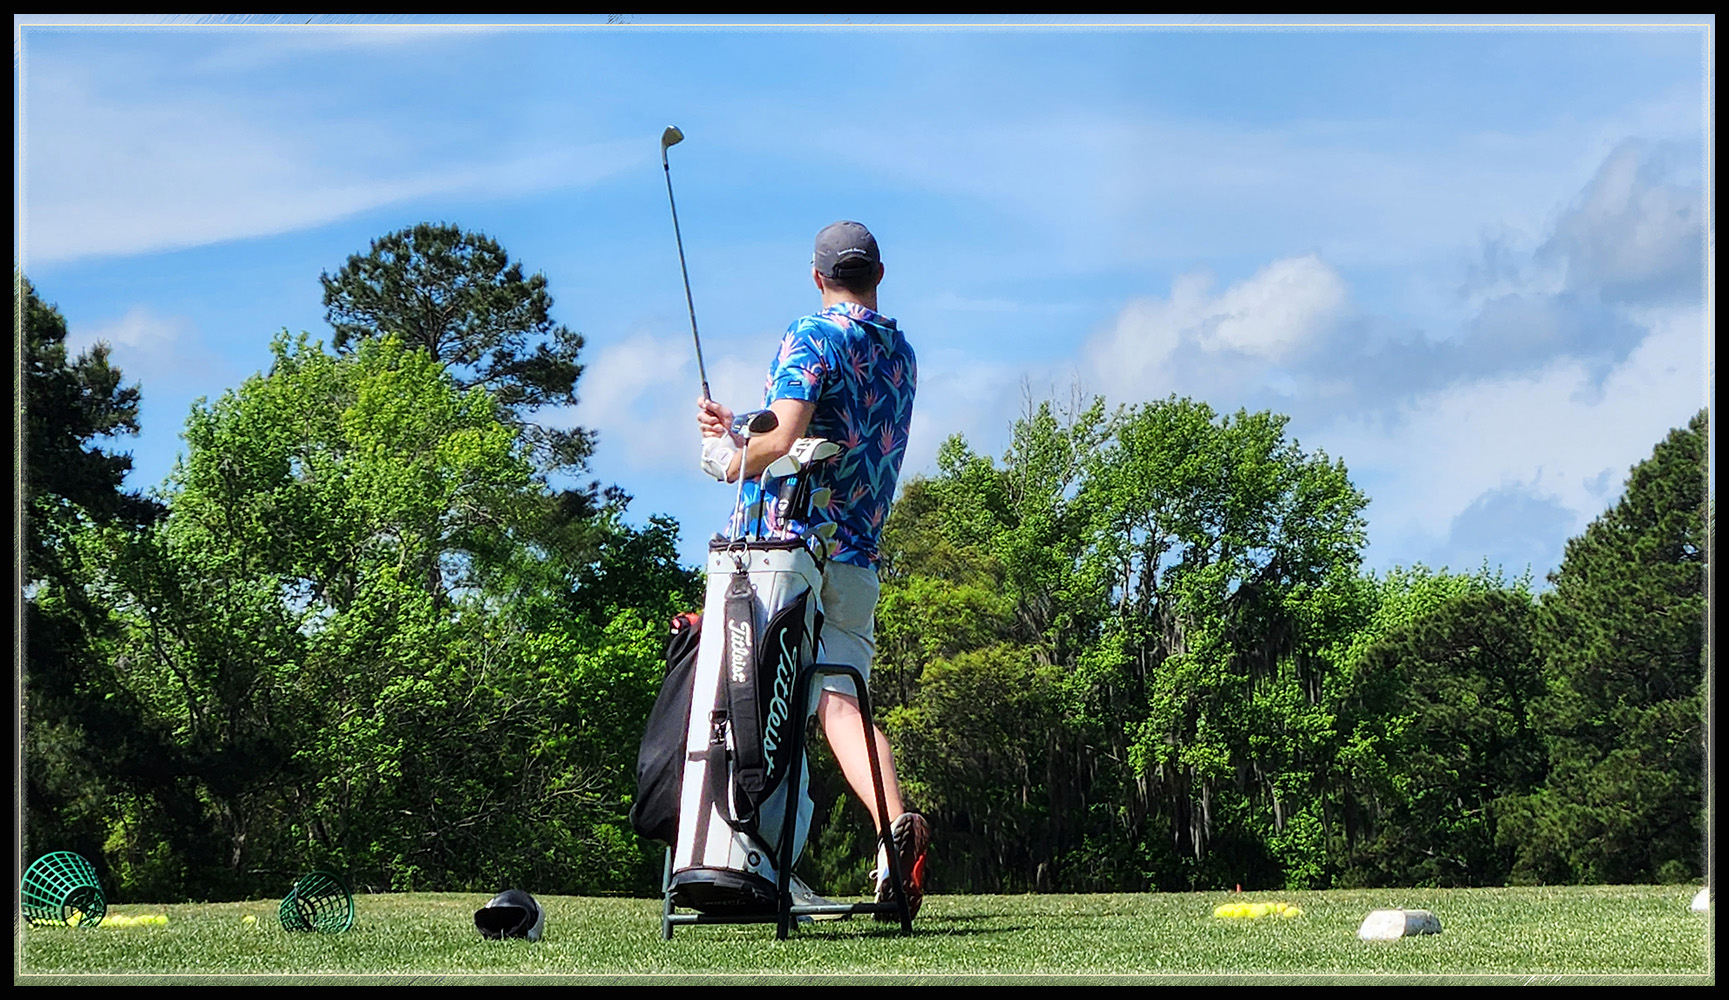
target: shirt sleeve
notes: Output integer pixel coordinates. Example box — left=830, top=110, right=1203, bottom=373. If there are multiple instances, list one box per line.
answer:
left=765, top=318, right=831, bottom=404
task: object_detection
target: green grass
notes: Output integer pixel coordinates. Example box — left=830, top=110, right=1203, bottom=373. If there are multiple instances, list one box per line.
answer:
left=16, top=885, right=1712, bottom=983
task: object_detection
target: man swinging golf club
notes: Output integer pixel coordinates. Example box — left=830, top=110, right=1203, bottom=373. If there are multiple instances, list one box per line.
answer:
left=696, top=221, right=930, bottom=919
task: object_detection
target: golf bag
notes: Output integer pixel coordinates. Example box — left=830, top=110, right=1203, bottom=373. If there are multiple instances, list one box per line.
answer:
left=662, top=537, right=824, bottom=914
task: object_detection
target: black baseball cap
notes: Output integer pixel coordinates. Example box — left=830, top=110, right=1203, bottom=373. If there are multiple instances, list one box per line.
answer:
left=813, top=221, right=881, bottom=279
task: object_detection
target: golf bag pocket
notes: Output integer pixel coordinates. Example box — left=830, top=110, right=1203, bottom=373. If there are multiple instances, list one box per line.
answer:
left=670, top=539, right=823, bottom=913
left=630, top=611, right=702, bottom=847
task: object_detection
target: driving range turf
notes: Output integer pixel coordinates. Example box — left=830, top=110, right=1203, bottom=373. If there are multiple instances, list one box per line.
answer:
left=17, top=884, right=1712, bottom=983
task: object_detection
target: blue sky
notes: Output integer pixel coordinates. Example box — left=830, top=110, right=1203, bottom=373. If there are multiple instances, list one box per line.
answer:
left=16, top=15, right=1714, bottom=582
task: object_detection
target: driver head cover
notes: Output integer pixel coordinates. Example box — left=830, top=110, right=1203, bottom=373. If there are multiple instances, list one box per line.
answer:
left=474, top=888, right=545, bottom=941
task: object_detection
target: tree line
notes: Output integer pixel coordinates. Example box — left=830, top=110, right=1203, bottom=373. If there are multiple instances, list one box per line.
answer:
left=19, top=227, right=1707, bottom=901
left=836, top=398, right=1707, bottom=893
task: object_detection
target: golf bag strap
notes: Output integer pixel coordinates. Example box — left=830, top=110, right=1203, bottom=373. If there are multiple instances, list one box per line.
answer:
left=724, top=570, right=768, bottom=807
left=695, top=714, right=728, bottom=859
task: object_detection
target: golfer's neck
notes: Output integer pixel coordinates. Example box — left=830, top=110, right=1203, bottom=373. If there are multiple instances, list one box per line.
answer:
left=821, top=289, right=878, bottom=312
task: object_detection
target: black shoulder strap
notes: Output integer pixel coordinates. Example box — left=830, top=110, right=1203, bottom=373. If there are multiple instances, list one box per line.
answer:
left=723, top=570, right=767, bottom=809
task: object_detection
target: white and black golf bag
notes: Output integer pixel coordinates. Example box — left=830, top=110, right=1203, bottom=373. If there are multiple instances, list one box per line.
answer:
left=666, top=537, right=824, bottom=913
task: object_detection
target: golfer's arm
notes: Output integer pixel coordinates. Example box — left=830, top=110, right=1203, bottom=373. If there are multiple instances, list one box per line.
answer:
left=731, top=398, right=815, bottom=481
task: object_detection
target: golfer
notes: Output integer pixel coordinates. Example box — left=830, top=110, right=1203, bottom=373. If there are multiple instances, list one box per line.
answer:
left=696, top=220, right=929, bottom=918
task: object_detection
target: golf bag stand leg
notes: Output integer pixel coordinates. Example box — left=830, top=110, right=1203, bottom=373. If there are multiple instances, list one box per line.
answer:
left=776, top=661, right=914, bottom=937
left=661, top=849, right=675, bottom=941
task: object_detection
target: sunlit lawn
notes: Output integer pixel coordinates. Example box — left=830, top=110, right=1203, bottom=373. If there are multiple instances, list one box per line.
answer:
left=18, top=884, right=1711, bottom=983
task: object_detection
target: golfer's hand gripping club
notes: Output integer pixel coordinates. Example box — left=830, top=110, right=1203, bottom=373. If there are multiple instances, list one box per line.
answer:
left=698, top=396, right=737, bottom=481
left=698, top=400, right=780, bottom=483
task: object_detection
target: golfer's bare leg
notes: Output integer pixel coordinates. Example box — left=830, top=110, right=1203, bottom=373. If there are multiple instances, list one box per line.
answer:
left=816, top=689, right=905, bottom=828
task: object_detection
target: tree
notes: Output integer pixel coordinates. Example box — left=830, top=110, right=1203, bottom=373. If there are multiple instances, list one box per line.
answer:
left=90, top=334, right=669, bottom=896
left=872, top=395, right=1373, bottom=892
left=20, top=275, right=169, bottom=887
left=1074, top=398, right=1369, bottom=888
left=20, top=275, right=158, bottom=568
left=320, top=223, right=595, bottom=474
left=873, top=402, right=1108, bottom=892
left=1500, top=411, right=1707, bottom=884
left=19, top=275, right=191, bottom=892
left=1343, top=588, right=1543, bottom=887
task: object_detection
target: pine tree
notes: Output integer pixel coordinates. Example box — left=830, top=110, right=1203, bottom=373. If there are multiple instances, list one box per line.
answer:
left=21, top=275, right=168, bottom=880
left=320, top=223, right=596, bottom=475
left=1501, top=411, right=1707, bottom=884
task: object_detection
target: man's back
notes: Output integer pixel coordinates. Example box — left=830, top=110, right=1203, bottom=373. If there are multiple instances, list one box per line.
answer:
left=767, top=301, right=915, bottom=567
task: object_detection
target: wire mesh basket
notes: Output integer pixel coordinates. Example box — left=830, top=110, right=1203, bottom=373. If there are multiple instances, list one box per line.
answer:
left=21, top=851, right=107, bottom=927
left=278, top=870, right=354, bottom=933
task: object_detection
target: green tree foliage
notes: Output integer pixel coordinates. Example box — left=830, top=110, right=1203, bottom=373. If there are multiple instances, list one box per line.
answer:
left=1079, top=399, right=1369, bottom=889
left=20, top=276, right=167, bottom=885
left=320, top=223, right=595, bottom=475
left=1501, top=411, right=1707, bottom=884
left=876, top=396, right=1375, bottom=891
left=21, top=277, right=157, bottom=546
left=871, top=406, right=1098, bottom=892
left=87, top=335, right=682, bottom=897
left=1341, top=587, right=1543, bottom=887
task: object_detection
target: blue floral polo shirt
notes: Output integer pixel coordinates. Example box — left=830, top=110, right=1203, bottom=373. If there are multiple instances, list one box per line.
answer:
left=726, top=303, right=916, bottom=568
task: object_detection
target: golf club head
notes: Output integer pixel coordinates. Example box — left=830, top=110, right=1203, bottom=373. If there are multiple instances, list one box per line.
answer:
left=660, top=125, right=685, bottom=152
left=787, top=437, right=842, bottom=465
left=734, top=409, right=779, bottom=438
left=766, top=453, right=803, bottom=479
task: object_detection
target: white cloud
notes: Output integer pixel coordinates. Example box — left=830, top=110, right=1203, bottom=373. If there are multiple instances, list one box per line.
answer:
left=60, top=305, right=232, bottom=398
left=67, top=305, right=188, bottom=354
left=1084, top=253, right=1349, bottom=402
left=900, top=346, right=1025, bottom=478
left=1054, top=136, right=1707, bottom=578
left=1204, top=255, right=1349, bottom=359
left=567, top=332, right=700, bottom=474
left=1328, top=305, right=1706, bottom=569
left=567, top=332, right=789, bottom=477
left=1542, top=139, right=1704, bottom=302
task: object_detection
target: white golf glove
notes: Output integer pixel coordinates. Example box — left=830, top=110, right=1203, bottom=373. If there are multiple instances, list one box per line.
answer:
left=701, top=435, right=738, bottom=482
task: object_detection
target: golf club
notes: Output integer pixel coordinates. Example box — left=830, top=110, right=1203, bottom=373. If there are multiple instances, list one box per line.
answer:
left=768, top=442, right=842, bottom=542
left=753, top=466, right=786, bottom=540
left=660, top=124, right=711, bottom=400
left=729, top=409, right=779, bottom=540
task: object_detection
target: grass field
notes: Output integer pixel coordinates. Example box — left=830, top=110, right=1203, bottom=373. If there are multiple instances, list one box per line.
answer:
left=16, top=885, right=1712, bottom=983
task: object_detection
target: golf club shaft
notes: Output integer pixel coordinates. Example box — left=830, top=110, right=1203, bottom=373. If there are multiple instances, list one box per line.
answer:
left=662, top=155, right=711, bottom=400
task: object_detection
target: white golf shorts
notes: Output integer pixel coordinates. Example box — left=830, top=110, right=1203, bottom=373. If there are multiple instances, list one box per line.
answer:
left=816, top=561, right=879, bottom=701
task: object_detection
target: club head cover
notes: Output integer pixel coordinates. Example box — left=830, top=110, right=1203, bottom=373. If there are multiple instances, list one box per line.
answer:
left=474, top=888, right=545, bottom=941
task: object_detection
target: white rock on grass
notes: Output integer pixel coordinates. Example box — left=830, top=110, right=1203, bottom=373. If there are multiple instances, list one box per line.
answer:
left=1691, top=888, right=1709, bottom=912
left=1357, top=908, right=1443, bottom=940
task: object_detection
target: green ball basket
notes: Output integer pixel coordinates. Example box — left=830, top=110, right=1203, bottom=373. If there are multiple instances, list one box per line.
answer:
left=278, top=870, right=354, bottom=933
left=22, top=851, right=107, bottom=927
